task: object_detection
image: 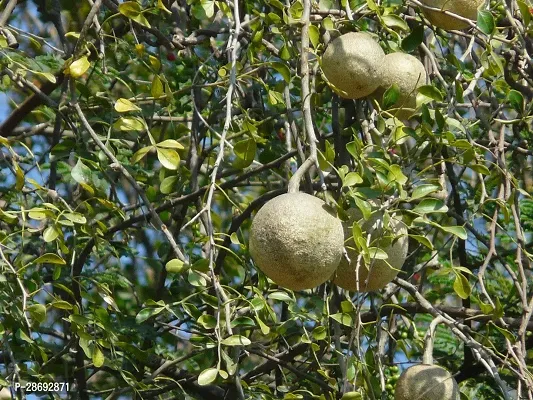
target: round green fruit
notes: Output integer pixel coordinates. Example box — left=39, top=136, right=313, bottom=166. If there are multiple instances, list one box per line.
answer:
left=376, top=52, right=427, bottom=119
left=321, top=32, right=385, bottom=99
left=395, top=364, right=460, bottom=400
left=249, top=192, right=344, bottom=291
left=421, top=0, right=486, bottom=31
left=332, top=208, right=408, bottom=292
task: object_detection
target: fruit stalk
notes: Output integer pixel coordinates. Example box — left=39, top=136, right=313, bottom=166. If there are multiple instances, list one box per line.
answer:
left=288, top=0, right=319, bottom=194
left=423, top=315, right=446, bottom=365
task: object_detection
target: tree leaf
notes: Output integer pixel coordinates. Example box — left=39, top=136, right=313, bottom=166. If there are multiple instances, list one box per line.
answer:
left=382, top=84, right=400, bottom=109
left=135, top=307, right=165, bottom=324
left=71, top=159, right=92, bottom=185
left=343, top=172, right=363, bottom=187
left=411, top=184, right=441, bottom=200
left=113, top=117, right=145, bottom=132
left=221, top=335, right=252, bottom=346
left=453, top=273, right=471, bottom=299
left=28, top=304, right=46, bottom=324
left=198, top=368, right=218, bottom=386
left=68, top=56, right=90, bottom=78
left=382, top=14, right=408, bottom=31
left=151, top=75, right=164, bottom=98
left=309, top=25, right=320, bottom=48
left=157, top=139, right=185, bottom=149
left=417, top=85, right=443, bottom=102
left=63, top=212, right=87, bottom=224
left=233, top=138, right=256, bottom=169
left=413, top=199, right=448, bottom=214
left=508, top=90, right=524, bottom=113
left=477, top=10, right=495, bottom=35
left=114, top=98, right=141, bottom=113
left=157, top=148, right=181, bottom=170
left=93, top=346, right=105, bottom=368
left=410, top=234, right=433, bottom=249
left=131, top=146, right=153, bottom=164
left=401, top=24, right=424, bottom=52
left=441, top=225, right=467, bottom=240
left=330, top=313, right=353, bottom=327
left=166, top=259, right=186, bottom=274
left=33, top=253, right=66, bottom=265
left=160, top=175, right=178, bottom=194
left=43, top=225, right=60, bottom=242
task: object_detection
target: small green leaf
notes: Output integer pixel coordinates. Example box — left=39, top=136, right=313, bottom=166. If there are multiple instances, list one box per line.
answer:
left=157, top=148, right=181, bottom=170
left=198, top=314, right=217, bottom=329
left=198, top=368, right=218, bottom=386
left=255, top=315, right=270, bottom=334
left=151, top=75, right=164, bottom=98
left=52, top=300, right=73, bottom=310
left=135, top=307, right=165, bottom=323
left=166, top=259, right=186, bottom=274
left=330, top=313, right=353, bottom=327
left=417, top=85, right=443, bottom=102
left=517, top=1, right=531, bottom=27
left=410, top=234, right=433, bottom=249
left=401, top=24, right=424, bottom=52
left=413, top=199, right=448, bottom=214
left=113, top=117, right=146, bottom=132
left=43, top=225, right=60, bottom=242
left=28, top=304, right=47, bottom=324
left=411, top=184, right=441, bottom=200
left=230, top=232, right=240, bottom=245
left=469, top=164, right=490, bottom=175
left=233, top=138, right=256, bottom=169
left=508, top=90, right=524, bottom=113
left=157, top=139, right=185, bottom=149
left=453, top=273, right=471, bottom=300
left=271, top=62, right=290, bottom=83
left=63, top=212, right=87, bottom=224
left=343, top=172, right=363, bottom=187
left=71, top=159, right=92, bottom=185
left=341, top=392, right=363, bottom=400
left=160, top=175, right=178, bottom=194
left=157, top=0, right=172, bottom=13
left=309, top=25, right=320, bottom=48
left=382, top=14, right=409, bottom=31
left=388, top=165, right=407, bottom=185
left=382, top=84, right=400, bottom=109
left=441, top=225, right=468, bottom=240
left=114, top=98, right=141, bottom=113
left=268, top=291, right=294, bottom=302
left=118, top=1, right=151, bottom=27
left=93, top=346, right=105, bottom=368
left=230, top=317, right=256, bottom=328
left=131, top=146, right=153, bottom=164
left=33, top=253, right=66, bottom=265
left=477, top=10, right=495, bottom=35
left=68, top=56, right=90, bottom=78
left=312, top=326, right=327, bottom=341
left=221, top=335, right=251, bottom=346
left=367, top=247, right=389, bottom=260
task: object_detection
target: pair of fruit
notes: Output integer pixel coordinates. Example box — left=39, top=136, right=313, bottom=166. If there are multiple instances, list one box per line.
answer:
left=249, top=192, right=407, bottom=292
left=321, top=32, right=426, bottom=118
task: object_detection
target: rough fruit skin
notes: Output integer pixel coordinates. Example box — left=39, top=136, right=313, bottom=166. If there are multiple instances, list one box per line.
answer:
left=377, top=53, right=427, bottom=119
left=333, top=209, right=408, bottom=292
left=421, top=0, right=486, bottom=30
left=395, top=364, right=460, bottom=400
left=249, top=193, right=344, bottom=291
left=321, top=32, right=385, bottom=99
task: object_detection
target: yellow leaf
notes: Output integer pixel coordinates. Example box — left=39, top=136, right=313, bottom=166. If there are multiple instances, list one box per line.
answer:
left=114, top=98, right=141, bottom=113
left=68, top=56, right=91, bottom=78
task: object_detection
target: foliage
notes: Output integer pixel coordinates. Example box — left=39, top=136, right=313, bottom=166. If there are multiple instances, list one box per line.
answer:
left=0, top=0, right=532, bottom=399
